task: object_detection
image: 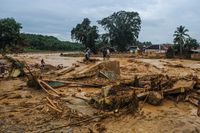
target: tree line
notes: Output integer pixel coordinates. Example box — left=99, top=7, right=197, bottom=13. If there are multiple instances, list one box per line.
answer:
left=0, top=10, right=199, bottom=57
left=0, top=11, right=143, bottom=53
left=0, top=18, right=84, bottom=53
left=72, top=11, right=142, bottom=52
left=21, top=33, right=84, bottom=52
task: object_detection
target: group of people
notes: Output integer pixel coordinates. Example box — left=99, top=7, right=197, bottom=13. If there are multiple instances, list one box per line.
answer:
left=84, top=47, right=110, bottom=61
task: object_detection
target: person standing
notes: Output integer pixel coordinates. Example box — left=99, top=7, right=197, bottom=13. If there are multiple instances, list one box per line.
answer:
left=84, top=48, right=91, bottom=61
left=106, top=48, right=110, bottom=60
left=102, top=48, right=107, bottom=60
left=41, top=59, right=45, bottom=69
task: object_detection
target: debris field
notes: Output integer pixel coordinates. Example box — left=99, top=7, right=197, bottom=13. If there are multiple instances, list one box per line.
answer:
left=0, top=53, right=200, bottom=133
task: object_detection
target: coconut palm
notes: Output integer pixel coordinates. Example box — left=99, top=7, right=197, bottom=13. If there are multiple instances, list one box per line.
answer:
left=173, top=25, right=189, bottom=57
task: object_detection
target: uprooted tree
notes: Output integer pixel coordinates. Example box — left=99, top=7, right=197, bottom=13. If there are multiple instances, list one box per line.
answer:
left=71, top=18, right=99, bottom=53
left=98, top=11, right=141, bottom=52
left=0, top=18, right=24, bottom=54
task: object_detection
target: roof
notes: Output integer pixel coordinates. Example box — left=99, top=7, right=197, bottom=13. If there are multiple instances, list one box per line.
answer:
left=127, top=46, right=138, bottom=50
left=191, top=49, right=200, bottom=53
left=146, top=45, right=160, bottom=50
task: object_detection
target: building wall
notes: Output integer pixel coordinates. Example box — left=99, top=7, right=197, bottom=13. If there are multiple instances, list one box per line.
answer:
left=191, top=53, right=200, bottom=60
left=145, top=49, right=166, bottom=53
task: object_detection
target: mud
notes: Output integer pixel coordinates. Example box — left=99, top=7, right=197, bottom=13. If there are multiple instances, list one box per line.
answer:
left=0, top=53, right=200, bottom=133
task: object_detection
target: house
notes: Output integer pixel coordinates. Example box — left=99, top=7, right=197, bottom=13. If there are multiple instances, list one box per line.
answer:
left=190, top=48, right=200, bottom=60
left=162, top=44, right=173, bottom=51
left=127, top=44, right=147, bottom=53
left=127, top=46, right=140, bottom=53
left=145, top=44, right=169, bottom=53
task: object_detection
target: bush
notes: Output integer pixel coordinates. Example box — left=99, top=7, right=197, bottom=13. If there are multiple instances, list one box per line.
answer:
left=166, top=47, right=174, bottom=58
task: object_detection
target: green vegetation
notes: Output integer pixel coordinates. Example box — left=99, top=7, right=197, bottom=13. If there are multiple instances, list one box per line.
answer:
left=0, top=11, right=142, bottom=53
left=71, top=18, right=99, bottom=53
left=172, top=25, right=199, bottom=58
left=166, top=47, right=174, bottom=58
left=0, top=18, right=84, bottom=53
left=98, top=11, right=141, bottom=51
left=0, top=18, right=23, bottom=53
left=1, top=15, right=198, bottom=57
left=22, top=33, right=84, bottom=52
left=173, top=25, right=189, bottom=56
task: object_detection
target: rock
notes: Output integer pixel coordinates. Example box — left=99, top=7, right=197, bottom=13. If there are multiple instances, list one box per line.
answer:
left=148, top=91, right=163, bottom=105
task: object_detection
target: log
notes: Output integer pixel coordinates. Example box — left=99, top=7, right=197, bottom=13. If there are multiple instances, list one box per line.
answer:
left=46, top=97, right=57, bottom=108
left=37, top=79, right=59, bottom=97
left=38, top=79, right=60, bottom=96
left=57, top=66, right=75, bottom=76
left=46, top=103, right=62, bottom=113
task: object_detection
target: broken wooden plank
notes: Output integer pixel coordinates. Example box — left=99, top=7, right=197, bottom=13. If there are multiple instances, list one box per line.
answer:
left=37, top=79, right=60, bottom=97
left=47, top=103, right=62, bottom=113
left=57, top=66, right=75, bottom=76
left=38, top=80, right=60, bottom=96
left=99, top=71, right=117, bottom=80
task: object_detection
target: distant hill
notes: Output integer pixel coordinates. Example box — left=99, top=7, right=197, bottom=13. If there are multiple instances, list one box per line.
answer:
left=21, top=33, right=84, bottom=52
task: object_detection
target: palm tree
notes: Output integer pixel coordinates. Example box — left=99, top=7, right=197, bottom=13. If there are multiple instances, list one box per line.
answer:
left=173, top=25, right=189, bottom=57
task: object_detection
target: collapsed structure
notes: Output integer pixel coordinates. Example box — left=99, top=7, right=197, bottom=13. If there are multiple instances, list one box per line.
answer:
left=0, top=54, right=200, bottom=132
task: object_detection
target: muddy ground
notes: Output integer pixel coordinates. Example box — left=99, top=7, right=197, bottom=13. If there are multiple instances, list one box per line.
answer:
left=0, top=53, right=200, bottom=133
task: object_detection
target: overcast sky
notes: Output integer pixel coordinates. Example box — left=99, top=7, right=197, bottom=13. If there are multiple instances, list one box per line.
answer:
left=0, top=0, right=199, bottom=43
